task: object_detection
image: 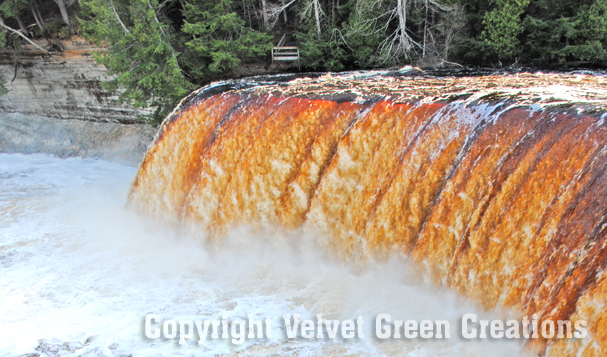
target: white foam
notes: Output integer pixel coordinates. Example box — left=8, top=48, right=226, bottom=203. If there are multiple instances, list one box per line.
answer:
left=0, top=153, right=530, bottom=356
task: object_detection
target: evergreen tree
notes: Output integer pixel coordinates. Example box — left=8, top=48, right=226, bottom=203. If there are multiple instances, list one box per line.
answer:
left=523, top=0, right=607, bottom=65
left=180, top=0, right=272, bottom=83
left=294, top=0, right=349, bottom=71
left=481, top=0, right=529, bottom=61
left=80, top=0, right=194, bottom=123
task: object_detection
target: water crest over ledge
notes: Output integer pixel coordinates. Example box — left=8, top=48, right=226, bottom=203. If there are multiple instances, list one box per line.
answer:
left=129, top=71, right=607, bottom=356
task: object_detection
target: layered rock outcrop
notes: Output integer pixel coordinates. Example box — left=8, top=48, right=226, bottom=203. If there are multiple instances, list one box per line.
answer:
left=0, top=39, right=155, bottom=164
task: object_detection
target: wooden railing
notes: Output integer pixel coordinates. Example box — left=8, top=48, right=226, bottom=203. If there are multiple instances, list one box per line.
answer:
left=271, top=47, right=299, bottom=62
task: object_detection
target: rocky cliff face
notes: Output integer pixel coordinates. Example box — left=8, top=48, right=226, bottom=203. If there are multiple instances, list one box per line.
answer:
left=0, top=40, right=156, bottom=165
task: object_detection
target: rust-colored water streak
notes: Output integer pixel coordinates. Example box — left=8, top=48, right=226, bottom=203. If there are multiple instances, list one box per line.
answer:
left=129, top=73, right=607, bottom=356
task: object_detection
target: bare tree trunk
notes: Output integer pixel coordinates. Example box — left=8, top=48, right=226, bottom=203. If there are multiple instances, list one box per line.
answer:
left=331, top=0, right=335, bottom=27
left=313, top=0, right=321, bottom=37
left=283, top=7, right=287, bottom=24
left=397, top=0, right=412, bottom=57
left=35, top=5, right=44, bottom=26
left=15, top=16, right=30, bottom=37
left=0, top=21, right=49, bottom=52
left=31, top=4, right=45, bottom=32
left=53, top=0, right=70, bottom=25
left=423, top=0, right=427, bottom=58
left=261, top=0, right=269, bottom=29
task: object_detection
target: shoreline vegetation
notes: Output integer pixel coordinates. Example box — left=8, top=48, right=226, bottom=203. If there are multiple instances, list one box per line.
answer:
left=0, top=0, right=605, bottom=124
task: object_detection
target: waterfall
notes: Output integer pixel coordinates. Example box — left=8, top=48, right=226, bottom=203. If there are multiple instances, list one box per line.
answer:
left=129, top=72, right=607, bottom=356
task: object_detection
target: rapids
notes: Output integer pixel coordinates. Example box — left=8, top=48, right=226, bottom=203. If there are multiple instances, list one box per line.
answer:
left=0, top=153, right=526, bottom=356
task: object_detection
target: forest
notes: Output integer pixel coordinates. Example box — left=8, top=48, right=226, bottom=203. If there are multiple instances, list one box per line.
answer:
left=0, top=0, right=606, bottom=122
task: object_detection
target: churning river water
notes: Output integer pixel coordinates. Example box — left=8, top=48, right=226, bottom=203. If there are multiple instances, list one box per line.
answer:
left=0, top=153, right=529, bottom=356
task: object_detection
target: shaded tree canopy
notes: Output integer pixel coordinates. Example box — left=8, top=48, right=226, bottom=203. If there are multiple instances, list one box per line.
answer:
left=0, top=0, right=606, bottom=122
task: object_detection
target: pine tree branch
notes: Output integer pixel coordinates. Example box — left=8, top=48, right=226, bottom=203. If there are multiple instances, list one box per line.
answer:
left=146, top=0, right=182, bottom=71
left=110, top=0, right=130, bottom=34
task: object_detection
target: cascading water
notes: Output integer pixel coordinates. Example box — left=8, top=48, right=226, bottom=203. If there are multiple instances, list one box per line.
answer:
left=129, top=71, right=607, bottom=356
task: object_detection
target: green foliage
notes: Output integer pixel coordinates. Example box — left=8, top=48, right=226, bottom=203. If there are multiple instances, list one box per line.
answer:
left=343, top=0, right=389, bottom=68
left=522, top=0, right=607, bottom=65
left=295, top=17, right=349, bottom=71
left=0, top=0, right=29, bottom=19
left=481, top=0, right=530, bottom=60
left=79, top=0, right=273, bottom=123
left=80, top=0, right=194, bottom=123
left=57, top=25, right=70, bottom=38
left=458, top=0, right=607, bottom=66
left=180, top=0, right=272, bottom=82
left=45, top=17, right=66, bottom=33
